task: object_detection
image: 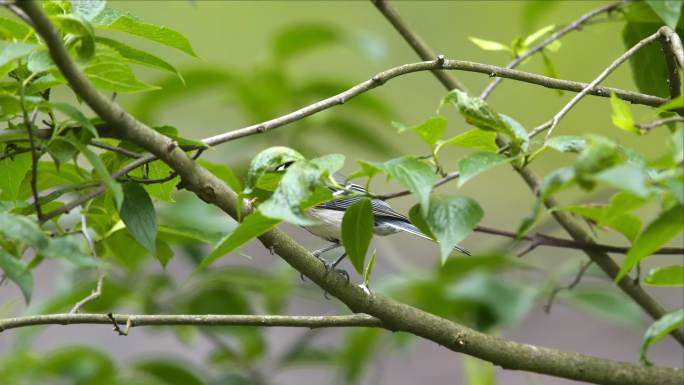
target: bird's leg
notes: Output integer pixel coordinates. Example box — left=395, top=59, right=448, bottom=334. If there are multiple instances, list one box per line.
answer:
left=301, top=242, right=342, bottom=281
left=323, top=252, right=349, bottom=286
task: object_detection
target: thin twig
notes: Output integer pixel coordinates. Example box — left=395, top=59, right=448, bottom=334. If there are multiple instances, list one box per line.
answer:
left=0, top=313, right=383, bottom=333
left=23, top=105, right=43, bottom=221
left=481, top=1, right=626, bottom=99
left=69, top=214, right=104, bottom=314
left=544, top=261, right=594, bottom=314
left=544, top=31, right=662, bottom=138
left=636, top=116, right=684, bottom=131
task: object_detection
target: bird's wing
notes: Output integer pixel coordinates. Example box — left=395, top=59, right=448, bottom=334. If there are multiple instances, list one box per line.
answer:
left=317, top=181, right=409, bottom=222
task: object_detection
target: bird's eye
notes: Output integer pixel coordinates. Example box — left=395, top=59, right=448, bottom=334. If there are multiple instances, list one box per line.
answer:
left=274, top=161, right=295, bottom=172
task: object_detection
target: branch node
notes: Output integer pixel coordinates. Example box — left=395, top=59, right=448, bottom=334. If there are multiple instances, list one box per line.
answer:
left=106, top=312, right=127, bottom=336
left=166, top=140, right=178, bottom=153
left=436, top=54, right=445, bottom=67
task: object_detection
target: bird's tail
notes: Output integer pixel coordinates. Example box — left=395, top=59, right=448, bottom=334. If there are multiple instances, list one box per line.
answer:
left=383, top=219, right=471, bottom=256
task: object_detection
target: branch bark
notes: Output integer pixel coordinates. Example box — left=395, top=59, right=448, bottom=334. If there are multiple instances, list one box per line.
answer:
left=0, top=313, right=382, bottom=332
left=16, top=2, right=684, bottom=384
left=372, top=0, right=684, bottom=346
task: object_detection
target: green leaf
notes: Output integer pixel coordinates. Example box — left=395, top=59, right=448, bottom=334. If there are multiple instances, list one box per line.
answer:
left=363, top=249, right=377, bottom=287
left=140, top=161, right=177, bottom=202
left=244, top=146, right=305, bottom=194
left=0, top=152, right=31, bottom=203
left=0, top=17, right=33, bottom=40
left=641, top=309, right=684, bottom=364
left=52, top=14, right=95, bottom=59
left=414, top=195, right=483, bottom=264
left=545, top=135, right=586, bottom=153
left=95, top=37, right=182, bottom=80
left=595, top=163, right=650, bottom=198
left=645, top=266, right=684, bottom=286
left=0, top=249, right=33, bottom=303
left=379, top=156, right=435, bottom=215
left=27, top=48, right=54, bottom=73
left=71, top=140, right=123, bottom=208
left=0, top=211, right=49, bottom=249
left=610, top=92, right=638, bottom=133
left=517, top=167, right=575, bottom=237
left=463, top=356, right=495, bottom=385
left=49, top=101, right=99, bottom=138
left=259, top=154, right=344, bottom=225
left=541, top=52, right=563, bottom=96
left=645, top=0, right=683, bottom=29
left=623, top=23, right=670, bottom=98
left=71, top=0, right=106, bottom=21
left=134, top=359, right=204, bottom=385
left=563, top=288, right=643, bottom=329
left=158, top=224, right=224, bottom=245
left=93, top=9, right=197, bottom=56
left=656, top=95, right=684, bottom=114
left=617, top=204, right=684, bottom=281
left=198, top=160, right=242, bottom=193
left=397, top=116, right=448, bottom=146
left=0, top=42, right=37, bottom=67
left=83, top=45, right=159, bottom=93
left=273, top=23, right=340, bottom=60
left=199, top=212, right=280, bottom=270
left=341, top=198, right=374, bottom=275
left=457, top=152, right=512, bottom=187
left=437, top=129, right=498, bottom=153
left=42, top=235, right=97, bottom=267
left=523, top=24, right=556, bottom=47
left=468, top=37, right=511, bottom=52
left=120, top=182, right=157, bottom=254
left=574, top=135, right=622, bottom=190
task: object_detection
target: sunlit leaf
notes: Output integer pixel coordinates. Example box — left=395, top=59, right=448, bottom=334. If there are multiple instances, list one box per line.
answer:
left=610, top=92, right=638, bottom=133
left=437, top=129, right=498, bottom=153
left=457, top=152, right=512, bottom=187
left=645, top=266, right=684, bottom=286
left=397, top=116, right=448, bottom=146
left=468, top=37, right=511, bottom=52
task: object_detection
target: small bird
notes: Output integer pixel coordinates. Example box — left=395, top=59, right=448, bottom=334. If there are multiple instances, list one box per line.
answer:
left=275, top=161, right=471, bottom=271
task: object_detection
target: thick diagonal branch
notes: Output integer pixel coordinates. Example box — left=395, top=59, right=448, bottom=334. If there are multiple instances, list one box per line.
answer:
left=16, top=2, right=683, bottom=384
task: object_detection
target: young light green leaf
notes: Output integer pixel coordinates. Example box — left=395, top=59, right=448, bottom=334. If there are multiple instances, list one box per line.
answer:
left=0, top=17, right=33, bottom=40
left=83, top=45, right=159, bottom=93
left=437, top=129, right=498, bottom=153
left=244, top=146, right=305, bottom=194
left=574, top=135, right=622, bottom=190
left=0, top=249, right=33, bottom=304
left=341, top=198, right=374, bottom=275
left=198, top=212, right=281, bottom=270
left=499, top=114, right=529, bottom=152
left=70, top=140, right=123, bottom=208
left=523, top=24, right=556, bottom=46
left=645, top=266, right=684, bottom=286
left=468, top=37, right=511, bottom=52
left=379, top=156, right=435, bottom=215
left=399, top=116, right=448, bottom=146
left=545, top=135, right=586, bottom=153
left=541, top=52, right=563, bottom=96
left=95, top=37, right=182, bottom=80
left=0, top=211, right=49, bottom=249
left=120, top=183, right=157, bottom=255
left=93, top=9, right=197, bottom=57
left=617, top=204, right=684, bottom=281
left=52, top=14, right=95, bottom=58
left=139, top=161, right=177, bottom=202
left=417, top=195, right=483, bottom=264
left=457, top=152, right=512, bottom=187
left=0, top=42, right=37, bottom=67
left=656, top=95, right=683, bottom=115
left=610, top=92, right=638, bottom=133
left=363, top=249, right=377, bottom=287
left=49, top=101, right=98, bottom=138
left=641, top=308, right=684, bottom=364
left=645, top=0, right=682, bottom=29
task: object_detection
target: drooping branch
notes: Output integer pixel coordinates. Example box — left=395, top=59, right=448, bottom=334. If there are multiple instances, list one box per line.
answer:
left=16, top=3, right=684, bottom=384
left=0, top=313, right=383, bottom=333
left=372, top=0, right=684, bottom=346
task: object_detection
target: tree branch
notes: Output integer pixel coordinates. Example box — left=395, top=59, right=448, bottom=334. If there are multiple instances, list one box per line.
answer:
left=658, top=26, right=683, bottom=103
left=636, top=116, right=684, bottom=131
left=0, top=313, right=382, bottom=333
left=373, top=0, right=684, bottom=346
left=17, top=2, right=684, bottom=384
left=480, top=1, right=626, bottom=99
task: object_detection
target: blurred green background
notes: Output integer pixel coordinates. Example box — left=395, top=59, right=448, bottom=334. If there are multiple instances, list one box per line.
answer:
left=1, top=1, right=682, bottom=385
